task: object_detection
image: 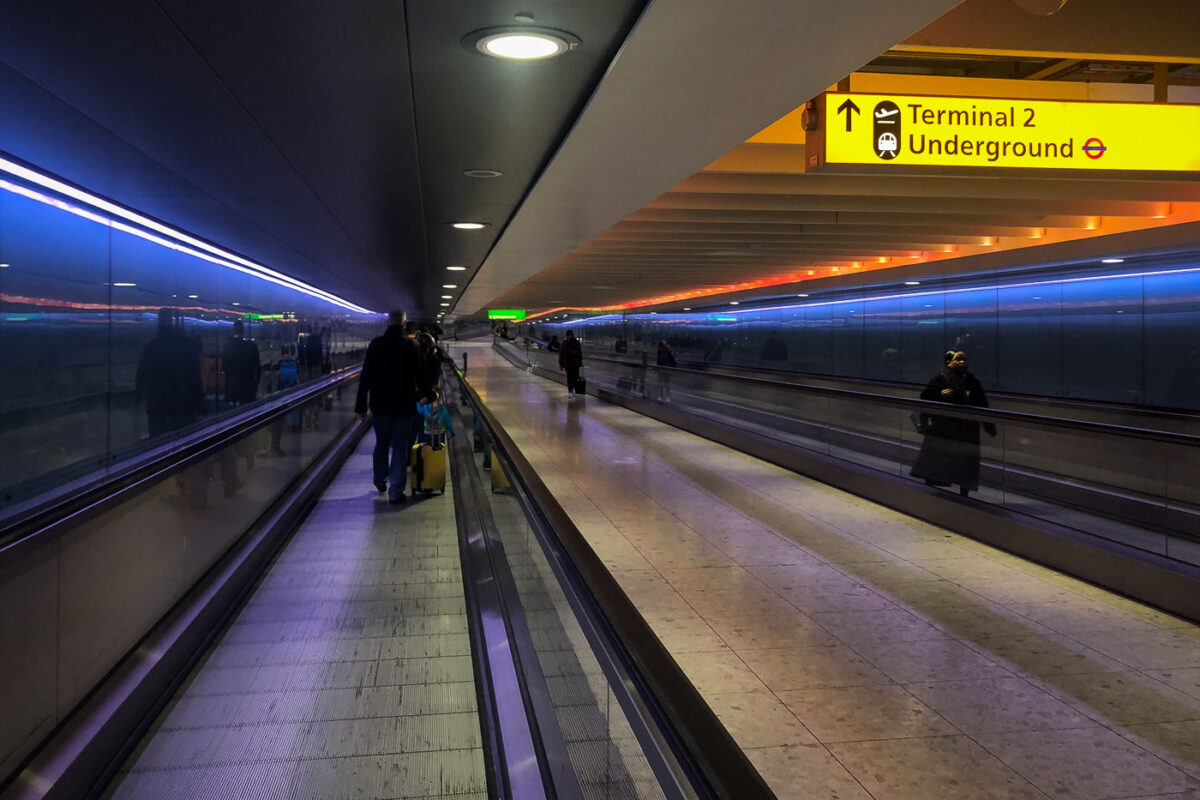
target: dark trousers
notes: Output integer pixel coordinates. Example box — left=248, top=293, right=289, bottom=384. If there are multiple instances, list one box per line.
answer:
left=565, top=365, right=580, bottom=392
left=372, top=412, right=416, bottom=499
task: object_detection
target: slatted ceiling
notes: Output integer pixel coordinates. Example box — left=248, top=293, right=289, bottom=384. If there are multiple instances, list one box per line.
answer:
left=607, top=222, right=1044, bottom=237
left=625, top=208, right=1082, bottom=230
left=649, top=192, right=1158, bottom=218
left=490, top=80, right=1200, bottom=316
left=676, top=172, right=1200, bottom=203
left=704, top=144, right=808, bottom=173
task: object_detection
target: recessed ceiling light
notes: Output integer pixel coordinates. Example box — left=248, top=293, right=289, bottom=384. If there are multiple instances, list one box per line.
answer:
left=729, top=301, right=739, bottom=305
left=440, top=302, right=450, bottom=307
left=112, top=282, right=136, bottom=287
left=188, top=294, right=199, bottom=299
left=1102, top=258, right=1125, bottom=264
left=232, top=302, right=240, bottom=306
left=470, top=27, right=578, bottom=60
left=463, top=169, right=503, bottom=178
left=682, top=307, right=691, bottom=311
left=797, top=293, right=809, bottom=298
left=904, top=281, right=921, bottom=286
left=442, top=284, right=458, bottom=289
left=441, top=295, right=453, bottom=299
left=0, top=263, right=9, bottom=268
left=451, top=222, right=488, bottom=230
left=446, top=265, right=467, bottom=271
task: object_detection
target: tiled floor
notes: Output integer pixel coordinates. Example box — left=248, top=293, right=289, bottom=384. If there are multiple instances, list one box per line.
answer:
left=458, top=339, right=1200, bottom=800
left=104, top=437, right=486, bottom=800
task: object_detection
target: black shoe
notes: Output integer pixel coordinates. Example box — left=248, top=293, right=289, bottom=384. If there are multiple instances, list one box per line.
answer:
left=959, top=486, right=970, bottom=497
left=374, top=481, right=387, bottom=494
left=388, top=494, right=407, bottom=504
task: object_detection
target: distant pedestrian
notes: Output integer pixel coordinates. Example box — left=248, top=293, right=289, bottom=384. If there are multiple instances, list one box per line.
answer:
left=656, top=340, right=676, bottom=400
left=546, top=334, right=560, bottom=352
left=356, top=310, right=422, bottom=503
left=558, top=329, right=583, bottom=398
left=910, top=350, right=996, bottom=497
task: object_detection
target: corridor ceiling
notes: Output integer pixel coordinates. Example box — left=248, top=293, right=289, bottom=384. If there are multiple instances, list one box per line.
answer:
left=463, top=0, right=1200, bottom=319
left=0, top=0, right=646, bottom=316
left=5, top=1, right=1196, bottom=321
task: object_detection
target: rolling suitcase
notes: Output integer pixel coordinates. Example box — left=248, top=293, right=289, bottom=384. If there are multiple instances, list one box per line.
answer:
left=575, top=375, right=586, bottom=396
left=409, top=437, right=447, bottom=495
left=490, top=458, right=510, bottom=493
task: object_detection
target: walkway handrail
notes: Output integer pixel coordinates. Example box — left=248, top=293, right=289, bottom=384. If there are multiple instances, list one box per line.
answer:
left=0, top=368, right=361, bottom=556
left=512, top=339, right=1200, bottom=447
left=453, top=361, right=775, bottom=800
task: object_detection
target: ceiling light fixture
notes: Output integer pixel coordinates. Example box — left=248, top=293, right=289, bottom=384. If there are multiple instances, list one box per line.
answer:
left=440, top=302, right=450, bottom=307
left=0, top=263, right=9, bottom=268
left=188, top=294, right=199, bottom=299
left=112, top=282, right=136, bottom=287
left=904, top=281, right=921, bottom=286
left=446, top=265, right=467, bottom=271
left=463, top=169, right=503, bottom=179
left=1102, top=258, right=1125, bottom=264
left=451, top=222, right=488, bottom=230
left=442, top=284, right=458, bottom=289
left=441, top=295, right=453, bottom=299
left=469, top=26, right=579, bottom=60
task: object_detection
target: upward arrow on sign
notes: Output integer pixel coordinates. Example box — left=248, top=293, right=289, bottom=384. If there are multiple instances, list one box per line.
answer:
left=837, top=98, right=860, bottom=132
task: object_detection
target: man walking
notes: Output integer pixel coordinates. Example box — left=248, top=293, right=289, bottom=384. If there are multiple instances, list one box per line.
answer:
left=558, top=329, right=583, bottom=398
left=356, top=310, right=422, bottom=503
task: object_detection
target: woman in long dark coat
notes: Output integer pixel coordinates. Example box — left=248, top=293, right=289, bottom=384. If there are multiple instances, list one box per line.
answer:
left=910, top=350, right=995, bottom=497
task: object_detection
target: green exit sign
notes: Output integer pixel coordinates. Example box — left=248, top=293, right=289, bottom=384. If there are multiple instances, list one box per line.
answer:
left=488, top=309, right=526, bottom=320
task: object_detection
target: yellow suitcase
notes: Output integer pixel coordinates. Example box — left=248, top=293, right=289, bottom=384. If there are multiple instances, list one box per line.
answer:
left=409, top=441, right=446, bottom=495
left=490, top=458, right=510, bottom=493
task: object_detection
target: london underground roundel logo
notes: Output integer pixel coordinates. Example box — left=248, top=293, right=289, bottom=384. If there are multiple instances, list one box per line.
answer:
left=1082, top=138, right=1107, bottom=159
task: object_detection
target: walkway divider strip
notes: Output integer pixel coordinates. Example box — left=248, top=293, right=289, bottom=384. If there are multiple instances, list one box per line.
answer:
left=452, top=359, right=776, bottom=800
left=441, top=366, right=572, bottom=800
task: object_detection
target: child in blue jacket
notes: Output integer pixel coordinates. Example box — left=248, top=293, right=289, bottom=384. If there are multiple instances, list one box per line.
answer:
left=416, top=387, right=455, bottom=447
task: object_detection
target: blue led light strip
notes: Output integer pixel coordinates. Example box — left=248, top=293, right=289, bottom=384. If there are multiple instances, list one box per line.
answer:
left=0, top=156, right=374, bottom=314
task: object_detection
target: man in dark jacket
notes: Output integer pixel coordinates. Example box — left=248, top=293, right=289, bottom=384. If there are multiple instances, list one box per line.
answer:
left=356, top=310, right=422, bottom=503
left=558, top=329, right=583, bottom=398
left=137, top=308, right=203, bottom=437
left=221, top=319, right=261, bottom=407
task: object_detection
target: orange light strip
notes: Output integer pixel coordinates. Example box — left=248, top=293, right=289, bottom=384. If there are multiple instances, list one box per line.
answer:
left=525, top=260, right=905, bottom=319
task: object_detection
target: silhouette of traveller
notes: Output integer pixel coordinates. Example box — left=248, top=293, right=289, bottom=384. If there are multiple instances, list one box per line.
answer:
left=136, top=308, right=203, bottom=438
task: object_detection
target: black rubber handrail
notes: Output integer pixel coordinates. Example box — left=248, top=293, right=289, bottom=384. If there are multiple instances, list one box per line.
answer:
left=442, top=364, right=575, bottom=800
left=507, top=339, right=1200, bottom=447
left=454, top=361, right=775, bottom=800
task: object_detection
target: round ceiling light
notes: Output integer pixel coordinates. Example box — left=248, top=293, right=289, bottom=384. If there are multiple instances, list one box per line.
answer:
left=469, top=27, right=579, bottom=60
left=442, top=284, right=458, bottom=289
left=451, top=222, right=488, bottom=230
left=441, top=295, right=453, bottom=299
left=440, top=302, right=451, bottom=307
left=463, top=169, right=503, bottom=178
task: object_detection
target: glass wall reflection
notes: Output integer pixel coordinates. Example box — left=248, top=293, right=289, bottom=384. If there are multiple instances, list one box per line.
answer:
left=0, top=169, right=380, bottom=516
left=535, top=257, right=1200, bottom=413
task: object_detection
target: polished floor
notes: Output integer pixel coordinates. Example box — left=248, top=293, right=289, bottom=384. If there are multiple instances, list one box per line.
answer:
left=456, top=338, right=1200, bottom=800
left=104, top=436, right=485, bottom=800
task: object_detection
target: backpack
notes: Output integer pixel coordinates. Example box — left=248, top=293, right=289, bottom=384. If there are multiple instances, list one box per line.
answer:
left=278, top=359, right=298, bottom=388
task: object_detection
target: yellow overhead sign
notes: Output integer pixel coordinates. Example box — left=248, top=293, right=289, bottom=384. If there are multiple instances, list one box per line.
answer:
left=811, top=92, right=1200, bottom=173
